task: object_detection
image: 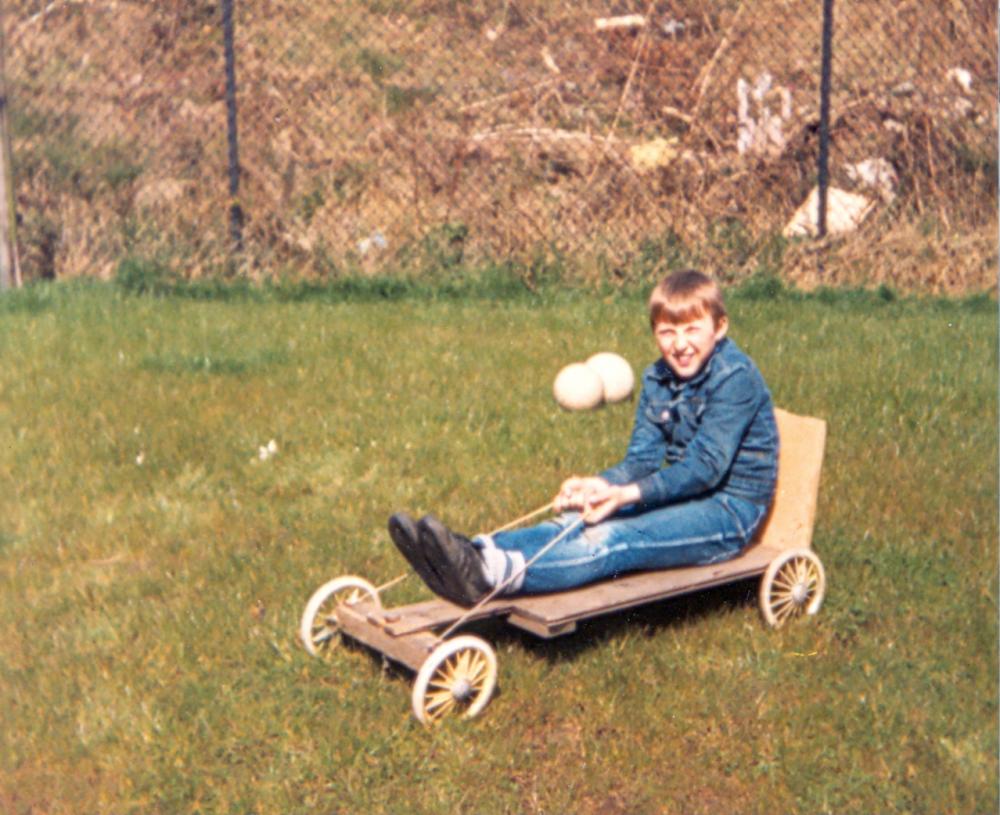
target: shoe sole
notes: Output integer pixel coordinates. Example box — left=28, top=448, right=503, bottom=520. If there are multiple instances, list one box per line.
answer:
left=418, top=516, right=486, bottom=607
left=388, top=513, right=449, bottom=598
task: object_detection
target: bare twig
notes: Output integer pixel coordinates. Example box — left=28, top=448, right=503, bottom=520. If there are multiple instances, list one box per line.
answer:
left=21, top=0, right=106, bottom=28
left=606, top=8, right=654, bottom=137
left=661, top=105, right=694, bottom=125
left=584, top=0, right=657, bottom=187
left=923, top=115, right=951, bottom=230
left=594, top=15, right=647, bottom=32
left=469, top=126, right=622, bottom=146
left=458, top=79, right=560, bottom=113
left=541, top=47, right=560, bottom=75
left=692, top=2, right=747, bottom=117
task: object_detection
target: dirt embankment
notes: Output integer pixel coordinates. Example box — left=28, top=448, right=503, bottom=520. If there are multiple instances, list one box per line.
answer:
left=6, top=0, right=997, bottom=293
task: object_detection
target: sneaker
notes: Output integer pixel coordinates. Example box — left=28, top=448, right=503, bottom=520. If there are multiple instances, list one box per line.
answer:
left=387, top=512, right=450, bottom=597
left=417, top=515, right=491, bottom=607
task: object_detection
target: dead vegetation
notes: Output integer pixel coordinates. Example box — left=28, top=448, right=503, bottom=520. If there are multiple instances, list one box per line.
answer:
left=5, top=0, right=997, bottom=293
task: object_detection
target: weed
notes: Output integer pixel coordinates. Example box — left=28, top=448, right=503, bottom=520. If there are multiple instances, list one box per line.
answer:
left=139, top=348, right=289, bottom=376
left=356, top=47, right=403, bottom=83
left=753, top=232, right=788, bottom=278
left=416, top=222, right=468, bottom=270
left=635, top=229, right=691, bottom=280
left=707, top=217, right=754, bottom=269
left=115, top=256, right=175, bottom=296
left=735, top=271, right=786, bottom=301
left=0, top=280, right=58, bottom=314
left=297, top=186, right=326, bottom=225
left=98, top=144, right=144, bottom=191
left=385, top=83, right=438, bottom=115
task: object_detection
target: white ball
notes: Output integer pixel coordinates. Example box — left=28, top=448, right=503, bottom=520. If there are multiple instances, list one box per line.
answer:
left=553, top=362, right=605, bottom=411
left=585, top=352, right=635, bottom=403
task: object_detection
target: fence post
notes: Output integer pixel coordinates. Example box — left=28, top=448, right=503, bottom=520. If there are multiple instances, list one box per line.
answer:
left=817, top=0, right=834, bottom=240
left=0, top=0, right=20, bottom=290
left=222, top=0, right=243, bottom=256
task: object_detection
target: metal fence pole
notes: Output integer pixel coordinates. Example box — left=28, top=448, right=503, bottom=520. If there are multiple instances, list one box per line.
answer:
left=0, top=0, right=20, bottom=290
left=817, top=0, right=835, bottom=240
left=222, top=0, right=243, bottom=255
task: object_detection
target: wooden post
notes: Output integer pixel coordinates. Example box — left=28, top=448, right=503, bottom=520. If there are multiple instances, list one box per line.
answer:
left=0, top=1, right=21, bottom=290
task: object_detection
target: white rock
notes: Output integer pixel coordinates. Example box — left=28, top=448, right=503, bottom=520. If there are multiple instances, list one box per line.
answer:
left=845, top=158, right=898, bottom=203
left=585, top=353, right=635, bottom=403
left=946, top=67, right=973, bottom=93
left=783, top=187, right=875, bottom=238
left=553, top=363, right=604, bottom=411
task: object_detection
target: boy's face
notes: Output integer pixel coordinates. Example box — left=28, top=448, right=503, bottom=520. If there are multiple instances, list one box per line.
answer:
left=653, top=311, right=728, bottom=380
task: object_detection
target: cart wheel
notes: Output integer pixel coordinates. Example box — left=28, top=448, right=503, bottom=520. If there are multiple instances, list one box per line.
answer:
left=760, top=549, right=826, bottom=628
left=411, top=635, right=498, bottom=725
left=299, top=576, right=381, bottom=657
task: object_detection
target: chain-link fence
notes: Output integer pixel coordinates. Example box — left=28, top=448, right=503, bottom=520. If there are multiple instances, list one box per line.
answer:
left=3, top=1, right=996, bottom=291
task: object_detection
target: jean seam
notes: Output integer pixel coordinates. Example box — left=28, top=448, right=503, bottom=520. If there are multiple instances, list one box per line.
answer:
left=527, top=532, right=731, bottom=571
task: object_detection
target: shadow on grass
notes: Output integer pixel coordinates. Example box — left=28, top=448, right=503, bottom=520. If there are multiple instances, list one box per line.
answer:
left=335, top=576, right=761, bottom=687
left=500, top=577, right=761, bottom=665
left=139, top=348, right=290, bottom=376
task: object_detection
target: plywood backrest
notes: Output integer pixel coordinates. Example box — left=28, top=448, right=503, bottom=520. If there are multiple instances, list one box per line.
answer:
left=752, top=408, right=827, bottom=552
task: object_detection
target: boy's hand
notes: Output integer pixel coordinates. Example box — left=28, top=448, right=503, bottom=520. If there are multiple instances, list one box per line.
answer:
left=581, top=483, right=641, bottom=524
left=554, top=476, right=609, bottom=512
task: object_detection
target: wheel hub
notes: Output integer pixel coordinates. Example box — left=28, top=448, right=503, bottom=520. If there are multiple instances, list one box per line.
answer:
left=451, top=679, right=473, bottom=701
left=791, top=582, right=809, bottom=605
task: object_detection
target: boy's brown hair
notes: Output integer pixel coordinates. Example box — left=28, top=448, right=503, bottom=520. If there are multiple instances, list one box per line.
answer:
left=648, top=269, right=727, bottom=328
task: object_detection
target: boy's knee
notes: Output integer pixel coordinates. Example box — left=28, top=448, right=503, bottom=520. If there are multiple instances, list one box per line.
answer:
left=580, top=524, right=612, bottom=552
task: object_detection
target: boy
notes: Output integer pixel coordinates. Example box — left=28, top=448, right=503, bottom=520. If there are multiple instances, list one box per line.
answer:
left=389, top=270, right=779, bottom=607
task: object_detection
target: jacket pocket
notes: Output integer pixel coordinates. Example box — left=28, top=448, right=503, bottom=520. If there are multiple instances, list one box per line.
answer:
left=645, top=400, right=675, bottom=426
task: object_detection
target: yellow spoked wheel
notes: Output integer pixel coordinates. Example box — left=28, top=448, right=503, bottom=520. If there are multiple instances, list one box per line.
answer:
left=412, top=636, right=498, bottom=725
left=759, top=549, right=826, bottom=628
left=299, top=576, right=381, bottom=657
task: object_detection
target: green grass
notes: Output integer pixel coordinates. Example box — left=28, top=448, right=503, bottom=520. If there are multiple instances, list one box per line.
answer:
left=0, top=281, right=996, bottom=814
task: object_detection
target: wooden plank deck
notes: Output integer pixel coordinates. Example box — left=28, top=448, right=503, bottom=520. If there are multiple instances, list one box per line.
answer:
left=335, top=602, right=441, bottom=672
left=345, top=543, right=781, bottom=645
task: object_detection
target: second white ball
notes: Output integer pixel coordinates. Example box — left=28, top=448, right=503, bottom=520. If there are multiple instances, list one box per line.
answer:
left=585, top=352, right=634, bottom=403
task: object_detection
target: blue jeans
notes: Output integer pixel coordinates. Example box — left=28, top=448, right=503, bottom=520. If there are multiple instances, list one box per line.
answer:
left=476, top=493, right=768, bottom=595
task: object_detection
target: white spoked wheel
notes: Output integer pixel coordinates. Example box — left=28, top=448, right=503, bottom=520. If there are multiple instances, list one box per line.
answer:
left=299, top=576, right=381, bottom=657
left=412, top=635, right=498, bottom=726
left=760, top=549, right=826, bottom=628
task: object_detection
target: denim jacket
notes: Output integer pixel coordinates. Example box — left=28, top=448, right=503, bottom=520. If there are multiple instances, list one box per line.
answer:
left=599, top=337, right=778, bottom=508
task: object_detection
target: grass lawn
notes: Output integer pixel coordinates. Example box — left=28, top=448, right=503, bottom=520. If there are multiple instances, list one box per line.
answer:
left=0, top=282, right=996, bottom=814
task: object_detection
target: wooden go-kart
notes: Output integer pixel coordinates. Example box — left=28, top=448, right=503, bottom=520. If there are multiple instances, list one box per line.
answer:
left=299, top=409, right=827, bottom=725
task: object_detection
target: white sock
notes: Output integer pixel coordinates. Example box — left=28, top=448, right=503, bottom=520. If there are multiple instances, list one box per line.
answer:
left=474, top=535, right=526, bottom=594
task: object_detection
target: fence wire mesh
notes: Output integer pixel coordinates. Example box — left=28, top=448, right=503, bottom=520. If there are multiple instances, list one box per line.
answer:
left=3, top=1, right=996, bottom=291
